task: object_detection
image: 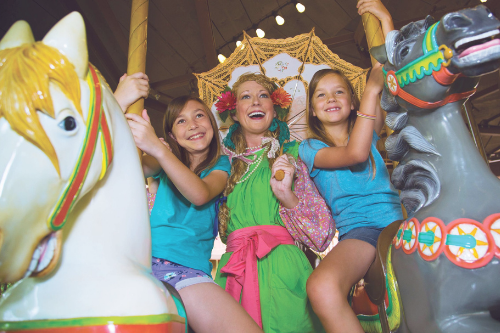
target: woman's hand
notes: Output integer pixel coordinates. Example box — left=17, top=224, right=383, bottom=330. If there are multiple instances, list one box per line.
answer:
left=270, top=154, right=299, bottom=209
left=125, top=109, right=166, bottom=157
left=114, top=72, right=149, bottom=112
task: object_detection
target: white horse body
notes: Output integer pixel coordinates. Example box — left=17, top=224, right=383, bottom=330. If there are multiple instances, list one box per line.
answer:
left=0, top=12, right=182, bottom=327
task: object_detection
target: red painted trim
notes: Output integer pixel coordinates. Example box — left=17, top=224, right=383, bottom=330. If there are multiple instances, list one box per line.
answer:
left=418, top=217, right=446, bottom=261
left=443, top=219, right=495, bottom=269
left=431, top=66, right=460, bottom=86
left=402, top=218, right=420, bottom=254
left=52, top=68, right=102, bottom=228
left=483, top=213, right=500, bottom=259
left=397, top=88, right=476, bottom=109
left=0, top=322, right=185, bottom=333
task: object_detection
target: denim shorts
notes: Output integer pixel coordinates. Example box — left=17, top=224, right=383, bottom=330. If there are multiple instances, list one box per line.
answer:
left=339, top=227, right=384, bottom=248
left=151, top=257, right=216, bottom=291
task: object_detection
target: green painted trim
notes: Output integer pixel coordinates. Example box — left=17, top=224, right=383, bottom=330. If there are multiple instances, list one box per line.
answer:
left=418, top=231, right=435, bottom=246
left=446, top=234, right=476, bottom=249
left=0, top=314, right=185, bottom=330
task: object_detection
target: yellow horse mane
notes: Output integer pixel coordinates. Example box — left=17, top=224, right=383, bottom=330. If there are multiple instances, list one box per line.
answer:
left=0, top=42, right=83, bottom=175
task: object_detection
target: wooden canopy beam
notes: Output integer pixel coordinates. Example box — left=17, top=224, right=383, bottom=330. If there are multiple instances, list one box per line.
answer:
left=195, top=0, right=218, bottom=69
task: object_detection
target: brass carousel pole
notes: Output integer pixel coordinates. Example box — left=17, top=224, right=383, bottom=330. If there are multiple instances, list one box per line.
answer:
left=362, top=11, right=407, bottom=220
left=127, top=0, right=149, bottom=159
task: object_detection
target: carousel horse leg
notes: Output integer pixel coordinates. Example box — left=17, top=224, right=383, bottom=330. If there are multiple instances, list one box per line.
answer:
left=363, top=220, right=405, bottom=333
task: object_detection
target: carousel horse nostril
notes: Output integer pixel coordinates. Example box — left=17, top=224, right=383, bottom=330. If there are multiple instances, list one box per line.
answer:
left=443, top=13, right=472, bottom=30
left=490, top=304, right=500, bottom=322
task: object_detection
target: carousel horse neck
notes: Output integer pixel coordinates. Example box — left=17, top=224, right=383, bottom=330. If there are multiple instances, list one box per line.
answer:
left=0, top=70, right=159, bottom=321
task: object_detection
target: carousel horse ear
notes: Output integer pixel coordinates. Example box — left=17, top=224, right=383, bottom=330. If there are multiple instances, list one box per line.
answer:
left=42, top=11, right=88, bottom=79
left=0, top=20, right=35, bottom=51
left=423, top=15, right=436, bottom=30
left=370, top=44, right=388, bottom=65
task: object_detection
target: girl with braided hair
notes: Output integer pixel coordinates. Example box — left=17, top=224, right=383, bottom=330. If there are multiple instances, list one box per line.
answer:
left=215, top=73, right=335, bottom=332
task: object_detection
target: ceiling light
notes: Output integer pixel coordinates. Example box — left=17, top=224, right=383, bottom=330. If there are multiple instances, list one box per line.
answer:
left=480, top=0, right=487, bottom=2
left=218, top=54, right=226, bottom=63
left=236, top=41, right=242, bottom=47
left=276, top=15, right=285, bottom=25
left=296, top=2, right=305, bottom=13
left=256, top=28, right=265, bottom=38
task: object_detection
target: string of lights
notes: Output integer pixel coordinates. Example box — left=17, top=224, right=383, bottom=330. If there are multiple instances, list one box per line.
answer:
left=216, top=0, right=306, bottom=63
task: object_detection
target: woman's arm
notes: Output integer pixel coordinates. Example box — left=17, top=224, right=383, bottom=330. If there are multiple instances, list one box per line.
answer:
left=313, top=63, right=385, bottom=169
left=126, top=110, right=228, bottom=206
left=278, top=158, right=335, bottom=252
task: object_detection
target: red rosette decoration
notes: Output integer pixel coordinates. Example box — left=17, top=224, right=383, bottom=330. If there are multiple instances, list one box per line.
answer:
left=215, top=90, right=236, bottom=122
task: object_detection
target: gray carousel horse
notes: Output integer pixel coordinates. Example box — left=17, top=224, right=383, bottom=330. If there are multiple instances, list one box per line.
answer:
left=366, top=5, right=500, bottom=333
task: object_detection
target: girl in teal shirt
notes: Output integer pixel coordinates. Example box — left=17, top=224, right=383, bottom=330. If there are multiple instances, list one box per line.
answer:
left=126, top=96, right=262, bottom=333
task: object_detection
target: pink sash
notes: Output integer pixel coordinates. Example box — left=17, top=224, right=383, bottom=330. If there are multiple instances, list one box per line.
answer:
left=220, top=225, right=294, bottom=328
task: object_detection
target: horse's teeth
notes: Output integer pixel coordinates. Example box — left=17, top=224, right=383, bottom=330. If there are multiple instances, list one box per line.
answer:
left=458, top=45, right=500, bottom=63
left=455, top=29, right=499, bottom=49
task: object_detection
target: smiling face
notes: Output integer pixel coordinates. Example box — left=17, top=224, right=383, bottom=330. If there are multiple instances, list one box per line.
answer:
left=311, top=73, right=354, bottom=127
left=232, top=80, right=276, bottom=138
left=171, top=100, right=214, bottom=158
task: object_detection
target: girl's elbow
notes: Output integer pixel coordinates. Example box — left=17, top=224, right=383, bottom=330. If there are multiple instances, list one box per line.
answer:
left=351, top=150, right=370, bottom=164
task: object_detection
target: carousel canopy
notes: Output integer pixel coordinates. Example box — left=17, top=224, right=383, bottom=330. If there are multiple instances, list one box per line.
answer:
left=1, top=0, right=500, bottom=174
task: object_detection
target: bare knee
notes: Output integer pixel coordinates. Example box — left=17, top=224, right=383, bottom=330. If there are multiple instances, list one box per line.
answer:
left=307, top=269, right=345, bottom=309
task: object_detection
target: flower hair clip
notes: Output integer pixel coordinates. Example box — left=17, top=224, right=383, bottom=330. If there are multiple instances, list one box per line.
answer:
left=215, top=84, right=292, bottom=122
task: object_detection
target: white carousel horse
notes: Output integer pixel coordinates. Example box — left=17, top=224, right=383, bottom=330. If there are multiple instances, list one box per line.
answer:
left=0, top=12, right=185, bottom=332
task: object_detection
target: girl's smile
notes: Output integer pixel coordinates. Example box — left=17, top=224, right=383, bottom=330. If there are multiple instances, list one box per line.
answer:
left=311, top=73, right=354, bottom=126
left=172, top=100, right=214, bottom=157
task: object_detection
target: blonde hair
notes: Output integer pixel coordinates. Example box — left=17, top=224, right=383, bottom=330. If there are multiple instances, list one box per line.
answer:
left=163, top=96, right=221, bottom=176
left=218, top=73, right=281, bottom=240
left=306, top=69, right=376, bottom=178
left=0, top=42, right=82, bottom=175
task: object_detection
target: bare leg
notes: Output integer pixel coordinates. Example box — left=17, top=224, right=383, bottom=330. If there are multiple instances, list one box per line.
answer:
left=307, top=239, right=376, bottom=333
left=179, top=282, right=263, bottom=333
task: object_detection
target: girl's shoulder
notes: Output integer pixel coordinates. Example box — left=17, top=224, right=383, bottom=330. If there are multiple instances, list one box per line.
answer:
left=299, top=138, right=329, bottom=152
left=201, top=155, right=231, bottom=178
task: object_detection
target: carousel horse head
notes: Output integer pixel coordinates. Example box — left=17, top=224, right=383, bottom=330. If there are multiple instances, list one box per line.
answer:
left=0, top=13, right=113, bottom=283
left=371, top=5, right=500, bottom=114
left=369, top=5, right=500, bottom=215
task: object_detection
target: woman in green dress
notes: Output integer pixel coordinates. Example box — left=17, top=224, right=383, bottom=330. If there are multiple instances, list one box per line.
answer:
left=215, top=73, right=335, bottom=333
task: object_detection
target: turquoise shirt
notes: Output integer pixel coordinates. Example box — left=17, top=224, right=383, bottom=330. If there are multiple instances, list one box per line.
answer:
left=299, top=132, right=403, bottom=236
left=150, top=155, right=231, bottom=275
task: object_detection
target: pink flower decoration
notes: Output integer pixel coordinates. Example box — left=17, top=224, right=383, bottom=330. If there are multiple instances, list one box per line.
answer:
left=215, top=91, right=237, bottom=113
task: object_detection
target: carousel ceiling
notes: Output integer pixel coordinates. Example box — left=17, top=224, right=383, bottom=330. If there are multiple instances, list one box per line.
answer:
left=1, top=0, right=500, bottom=174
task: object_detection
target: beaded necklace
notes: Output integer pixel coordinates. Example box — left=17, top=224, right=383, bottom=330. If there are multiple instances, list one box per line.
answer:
left=236, top=146, right=268, bottom=184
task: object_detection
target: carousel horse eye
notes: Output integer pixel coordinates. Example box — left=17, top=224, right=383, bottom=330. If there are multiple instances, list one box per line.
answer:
left=400, top=46, right=410, bottom=59
left=59, top=116, right=77, bottom=131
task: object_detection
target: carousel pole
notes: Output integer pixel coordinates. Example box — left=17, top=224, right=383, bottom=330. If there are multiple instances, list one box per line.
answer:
left=127, top=0, right=149, bottom=158
left=362, top=10, right=407, bottom=219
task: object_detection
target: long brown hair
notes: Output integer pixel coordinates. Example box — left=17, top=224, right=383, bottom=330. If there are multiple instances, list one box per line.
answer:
left=162, top=96, right=221, bottom=176
left=306, top=69, right=376, bottom=177
left=218, top=73, right=281, bottom=241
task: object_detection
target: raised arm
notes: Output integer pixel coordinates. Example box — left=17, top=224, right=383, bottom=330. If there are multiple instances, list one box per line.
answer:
left=278, top=158, right=335, bottom=252
left=126, top=110, right=227, bottom=206
left=357, top=0, right=395, bottom=37
left=313, top=63, right=385, bottom=169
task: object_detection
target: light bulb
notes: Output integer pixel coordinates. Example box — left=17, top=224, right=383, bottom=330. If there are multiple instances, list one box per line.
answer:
left=236, top=41, right=242, bottom=47
left=480, top=0, right=487, bottom=2
left=218, top=54, right=226, bottom=63
left=296, top=3, right=305, bottom=13
left=275, top=15, right=285, bottom=25
left=256, top=28, right=265, bottom=38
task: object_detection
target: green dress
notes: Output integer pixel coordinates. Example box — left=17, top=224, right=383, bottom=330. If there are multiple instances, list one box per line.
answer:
left=215, top=142, right=324, bottom=333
